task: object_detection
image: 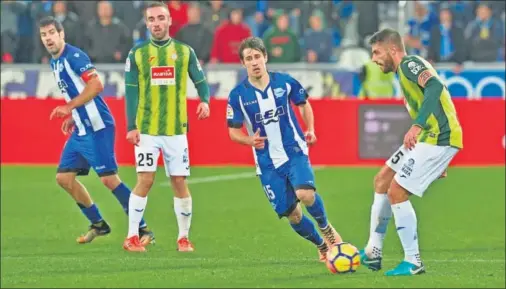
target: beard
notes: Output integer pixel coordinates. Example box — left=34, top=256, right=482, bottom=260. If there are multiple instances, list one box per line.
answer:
left=382, top=55, right=395, bottom=73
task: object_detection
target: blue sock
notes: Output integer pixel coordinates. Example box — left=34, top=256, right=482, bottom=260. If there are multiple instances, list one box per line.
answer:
left=290, top=214, right=324, bottom=246
left=306, top=193, right=329, bottom=229
left=77, top=203, right=103, bottom=224
left=112, top=183, right=147, bottom=229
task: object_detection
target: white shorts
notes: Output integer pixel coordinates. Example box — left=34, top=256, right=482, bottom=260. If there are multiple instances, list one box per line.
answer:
left=135, top=134, right=190, bottom=177
left=386, top=142, right=459, bottom=197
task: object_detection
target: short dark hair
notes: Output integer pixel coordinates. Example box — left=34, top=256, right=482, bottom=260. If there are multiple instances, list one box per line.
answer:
left=144, top=1, right=169, bottom=13
left=38, top=16, right=64, bottom=33
left=238, top=37, right=267, bottom=60
left=368, top=28, right=405, bottom=51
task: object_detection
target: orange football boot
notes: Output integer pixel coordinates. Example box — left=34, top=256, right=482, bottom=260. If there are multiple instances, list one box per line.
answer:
left=177, top=237, right=195, bottom=252
left=123, top=235, right=146, bottom=252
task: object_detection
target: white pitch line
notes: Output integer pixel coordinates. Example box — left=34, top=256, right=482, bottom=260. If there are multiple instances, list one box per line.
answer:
left=160, top=166, right=326, bottom=187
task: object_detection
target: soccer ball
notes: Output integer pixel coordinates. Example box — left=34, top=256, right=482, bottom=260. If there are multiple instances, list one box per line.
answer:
left=325, top=242, right=361, bottom=274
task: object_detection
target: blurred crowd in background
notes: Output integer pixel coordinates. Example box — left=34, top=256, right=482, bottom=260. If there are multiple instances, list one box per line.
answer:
left=1, top=0, right=505, bottom=65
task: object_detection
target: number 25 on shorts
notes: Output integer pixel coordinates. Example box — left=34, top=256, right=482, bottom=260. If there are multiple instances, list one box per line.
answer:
left=263, top=185, right=275, bottom=200
left=137, top=153, right=154, bottom=167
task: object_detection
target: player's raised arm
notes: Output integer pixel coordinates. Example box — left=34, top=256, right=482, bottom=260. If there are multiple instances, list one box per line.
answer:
left=50, top=51, right=104, bottom=119
left=188, top=47, right=211, bottom=119
left=400, top=58, right=444, bottom=129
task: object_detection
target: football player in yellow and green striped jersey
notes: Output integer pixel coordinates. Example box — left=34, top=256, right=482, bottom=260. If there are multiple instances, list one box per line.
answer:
left=359, top=28, right=463, bottom=277
left=123, top=2, right=210, bottom=253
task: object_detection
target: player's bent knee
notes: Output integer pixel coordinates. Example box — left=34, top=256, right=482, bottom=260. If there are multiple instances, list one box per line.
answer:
left=100, top=174, right=120, bottom=191
left=287, top=204, right=303, bottom=224
left=295, top=189, right=315, bottom=206
left=387, top=179, right=410, bottom=204
left=55, top=173, right=74, bottom=189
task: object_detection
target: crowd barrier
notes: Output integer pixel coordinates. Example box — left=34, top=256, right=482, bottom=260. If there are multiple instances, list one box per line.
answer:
left=1, top=63, right=505, bottom=99
left=1, top=98, right=504, bottom=167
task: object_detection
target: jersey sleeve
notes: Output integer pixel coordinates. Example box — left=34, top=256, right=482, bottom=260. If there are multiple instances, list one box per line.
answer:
left=286, top=75, right=309, bottom=105
left=124, top=50, right=138, bottom=86
left=65, top=49, right=97, bottom=83
left=188, top=47, right=206, bottom=84
left=227, top=90, right=244, bottom=128
left=188, top=47, right=210, bottom=103
left=400, top=57, right=444, bottom=128
left=399, top=57, right=434, bottom=88
left=124, top=49, right=140, bottom=131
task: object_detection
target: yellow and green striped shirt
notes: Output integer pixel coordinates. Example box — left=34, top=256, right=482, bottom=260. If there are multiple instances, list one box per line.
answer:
left=397, top=55, right=463, bottom=148
left=125, top=38, right=207, bottom=136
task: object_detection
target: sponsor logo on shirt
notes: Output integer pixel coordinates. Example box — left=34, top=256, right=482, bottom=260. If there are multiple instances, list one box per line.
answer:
left=151, top=66, right=175, bottom=86
left=255, top=106, right=285, bottom=125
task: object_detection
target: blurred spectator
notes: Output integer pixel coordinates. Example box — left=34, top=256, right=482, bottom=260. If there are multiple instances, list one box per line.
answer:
left=175, top=3, right=213, bottom=64
left=84, top=1, right=131, bottom=63
left=14, top=1, right=34, bottom=63
left=1, top=0, right=25, bottom=63
left=266, top=2, right=302, bottom=36
left=132, top=4, right=150, bottom=45
left=428, top=6, right=466, bottom=72
left=67, top=0, right=98, bottom=27
left=404, top=1, right=438, bottom=59
left=226, top=1, right=269, bottom=38
left=437, top=1, right=475, bottom=28
left=263, top=13, right=301, bottom=63
left=210, top=8, right=251, bottom=63
left=358, top=60, right=395, bottom=99
left=465, top=2, right=505, bottom=62
left=34, top=1, right=81, bottom=64
left=31, top=0, right=54, bottom=23
left=112, top=1, right=144, bottom=32
left=200, top=0, right=230, bottom=33
left=167, top=0, right=189, bottom=37
left=300, top=1, right=338, bottom=35
left=303, top=11, right=334, bottom=63
left=354, top=1, right=380, bottom=48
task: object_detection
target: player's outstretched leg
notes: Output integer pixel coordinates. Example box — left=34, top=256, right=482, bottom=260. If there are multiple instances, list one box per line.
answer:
left=100, top=174, right=155, bottom=246
left=384, top=180, right=425, bottom=276
left=361, top=165, right=395, bottom=271
left=123, top=173, right=154, bottom=252
left=296, top=189, right=343, bottom=247
left=287, top=204, right=328, bottom=262
left=56, top=173, right=111, bottom=243
left=171, top=176, right=194, bottom=252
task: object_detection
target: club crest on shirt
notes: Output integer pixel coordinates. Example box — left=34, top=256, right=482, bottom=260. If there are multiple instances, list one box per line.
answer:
left=273, top=88, right=285, bottom=98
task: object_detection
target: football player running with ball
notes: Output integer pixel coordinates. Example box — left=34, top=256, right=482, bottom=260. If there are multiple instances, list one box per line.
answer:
left=123, top=2, right=210, bottom=252
left=227, top=37, right=343, bottom=262
left=360, top=28, right=463, bottom=276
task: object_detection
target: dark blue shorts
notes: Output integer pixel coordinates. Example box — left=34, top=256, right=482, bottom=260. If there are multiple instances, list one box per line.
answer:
left=57, top=126, right=118, bottom=177
left=258, top=154, right=316, bottom=218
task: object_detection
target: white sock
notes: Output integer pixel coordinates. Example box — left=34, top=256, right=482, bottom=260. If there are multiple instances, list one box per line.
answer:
left=365, top=192, right=391, bottom=258
left=127, top=194, right=148, bottom=238
left=391, top=200, right=422, bottom=266
left=174, top=196, right=192, bottom=240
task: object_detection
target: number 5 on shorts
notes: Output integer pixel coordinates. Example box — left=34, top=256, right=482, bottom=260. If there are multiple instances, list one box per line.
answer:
left=263, top=185, right=275, bottom=200
left=391, top=150, right=404, bottom=164
left=137, top=153, right=154, bottom=167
